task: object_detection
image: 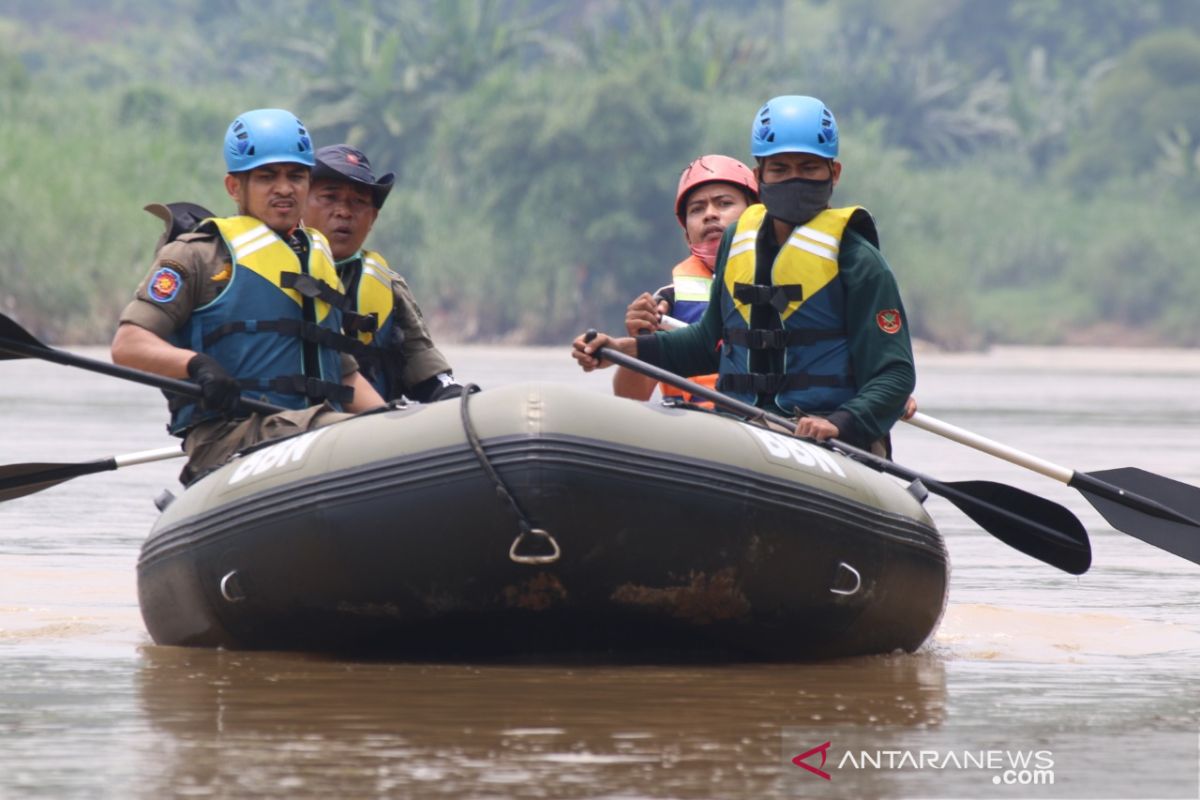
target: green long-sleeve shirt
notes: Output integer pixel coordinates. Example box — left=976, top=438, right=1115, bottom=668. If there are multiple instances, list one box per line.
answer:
left=637, top=215, right=916, bottom=447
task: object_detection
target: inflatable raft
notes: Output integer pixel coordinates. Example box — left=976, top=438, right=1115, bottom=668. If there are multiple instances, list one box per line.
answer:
left=137, top=382, right=949, bottom=660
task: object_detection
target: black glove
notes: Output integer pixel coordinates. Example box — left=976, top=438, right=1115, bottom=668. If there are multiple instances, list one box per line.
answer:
left=429, top=379, right=481, bottom=402
left=429, top=382, right=464, bottom=402
left=409, top=374, right=479, bottom=403
left=186, top=353, right=242, bottom=415
left=652, top=284, right=676, bottom=313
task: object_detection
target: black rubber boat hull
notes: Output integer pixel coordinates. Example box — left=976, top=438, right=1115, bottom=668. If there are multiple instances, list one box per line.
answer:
left=137, top=383, right=948, bottom=660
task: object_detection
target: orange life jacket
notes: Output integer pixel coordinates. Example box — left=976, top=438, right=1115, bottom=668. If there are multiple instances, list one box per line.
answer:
left=659, top=254, right=719, bottom=407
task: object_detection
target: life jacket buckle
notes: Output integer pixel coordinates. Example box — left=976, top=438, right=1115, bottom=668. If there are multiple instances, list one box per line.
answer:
left=769, top=286, right=795, bottom=312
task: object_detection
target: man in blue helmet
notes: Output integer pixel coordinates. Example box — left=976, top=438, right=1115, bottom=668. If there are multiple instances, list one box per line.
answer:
left=573, top=95, right=916, bottom=455
left=303, top=144, right=465, bottom=403
left=112, top=108, right=385, bottom=483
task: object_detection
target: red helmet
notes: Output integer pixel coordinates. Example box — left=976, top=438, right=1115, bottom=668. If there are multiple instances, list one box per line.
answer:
left=674, top=154, right=759, bottom=226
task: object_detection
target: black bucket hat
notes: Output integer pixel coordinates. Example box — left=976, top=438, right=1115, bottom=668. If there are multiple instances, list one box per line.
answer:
left=311, top=144, right=395, bottom=209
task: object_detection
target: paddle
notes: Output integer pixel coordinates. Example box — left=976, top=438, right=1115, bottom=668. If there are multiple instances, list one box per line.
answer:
left=905, top=412, right=1200, bottom=567
left=0, top=446, right=184, bottom=502
left=0, top=312, right=283, bottom=415
left=583, top=334, right=1092, bottom=575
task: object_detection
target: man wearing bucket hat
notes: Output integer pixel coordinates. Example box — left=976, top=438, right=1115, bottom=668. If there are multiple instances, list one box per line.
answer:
left=574, top=95, right=916, bottom=455
left=112, top=108, right=385, bottom=484
left=613, top=154, right=758, bottom=402
left=304, top=144, right=464, bottom=402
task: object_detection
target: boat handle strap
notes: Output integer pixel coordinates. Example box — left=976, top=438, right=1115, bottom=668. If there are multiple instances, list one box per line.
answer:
left=459, top=385, right=561, bottom=565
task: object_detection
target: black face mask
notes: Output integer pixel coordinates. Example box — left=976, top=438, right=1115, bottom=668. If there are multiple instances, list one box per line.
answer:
left=759, top=177, right=834, bottom=226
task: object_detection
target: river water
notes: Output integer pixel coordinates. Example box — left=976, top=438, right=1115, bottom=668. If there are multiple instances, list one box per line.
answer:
left=0, top=345, right=1196, bottom=799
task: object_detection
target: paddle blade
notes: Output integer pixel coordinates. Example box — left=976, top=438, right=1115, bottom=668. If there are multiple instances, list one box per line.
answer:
left=1078, top=468, right=1200, bottom=566
left=0, top=459, right=114, bottom=502
left=942, top=479, right=1092, bottom=575
left=0, top=313, right=49, bottom=361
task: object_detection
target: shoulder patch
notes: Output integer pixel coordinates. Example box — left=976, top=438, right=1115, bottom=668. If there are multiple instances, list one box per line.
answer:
left=149, top=266, right=183, bottom=303
left=876, top=308, right=902, bottom=334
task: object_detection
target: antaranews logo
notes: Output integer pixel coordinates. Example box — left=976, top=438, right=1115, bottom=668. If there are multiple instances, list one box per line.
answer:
left=791, top=741, right=832, bottom=780
left=789, top=740, right=1055, bottom=786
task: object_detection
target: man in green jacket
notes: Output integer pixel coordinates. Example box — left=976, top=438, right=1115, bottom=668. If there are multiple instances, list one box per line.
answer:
left=572, top=95, right=915, bottom=454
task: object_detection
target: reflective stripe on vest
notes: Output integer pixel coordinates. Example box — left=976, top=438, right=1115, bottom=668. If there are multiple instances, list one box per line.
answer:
left=718, top=204, right=866, bottom=414
left=355, top=251, right=397, bottom=345
left=219, top=218, right=341, bottom=322
left=168, top=217, right=349, bottom=433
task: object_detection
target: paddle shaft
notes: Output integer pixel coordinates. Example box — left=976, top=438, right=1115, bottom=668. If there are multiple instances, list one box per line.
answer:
left=0, top=335, right=284, bottom=415
left=113, top=446, right=187, bottom=468
left=906, top=412, right=1070, bottom=481
left=906, top=411, right=1197, bottom=526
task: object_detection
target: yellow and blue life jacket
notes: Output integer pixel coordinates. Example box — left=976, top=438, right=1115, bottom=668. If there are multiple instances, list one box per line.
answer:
left=167, top=216, right=367, bottom=433
left=337, top=249, right=406, bottom=400
left=718, top=204, right=878, bottom=415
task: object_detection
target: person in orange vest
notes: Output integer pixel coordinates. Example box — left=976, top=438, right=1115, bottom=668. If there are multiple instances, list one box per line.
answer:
left=612, top=155, right=758, bottom=402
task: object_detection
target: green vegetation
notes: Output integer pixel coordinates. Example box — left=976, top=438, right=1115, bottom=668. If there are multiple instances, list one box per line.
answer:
left=3, top=0, right=1200, bottom=349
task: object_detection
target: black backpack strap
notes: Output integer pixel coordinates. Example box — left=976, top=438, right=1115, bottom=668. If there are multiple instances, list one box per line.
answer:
left=145, top=202, right=217, bottom=245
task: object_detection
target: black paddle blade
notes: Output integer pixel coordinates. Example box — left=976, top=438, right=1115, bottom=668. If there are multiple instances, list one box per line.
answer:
left=0, top=313, right=48, bottom=361
left=1078, top=468, right=1200, bottom=566
left=941, top=479, right=1092, bottom=575
left=0, top=459, right=115, bottom=502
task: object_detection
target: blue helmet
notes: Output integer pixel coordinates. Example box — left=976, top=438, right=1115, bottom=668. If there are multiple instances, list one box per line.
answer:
left=223, top=108, right=315, bottom=173
left=750, top=96, right=838, bottom=159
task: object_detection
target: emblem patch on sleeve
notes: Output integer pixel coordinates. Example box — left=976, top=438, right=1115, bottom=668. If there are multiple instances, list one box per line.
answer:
left=148, top=267, right=183, bottom=303
left=876, top=308, right=902, bottom=334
